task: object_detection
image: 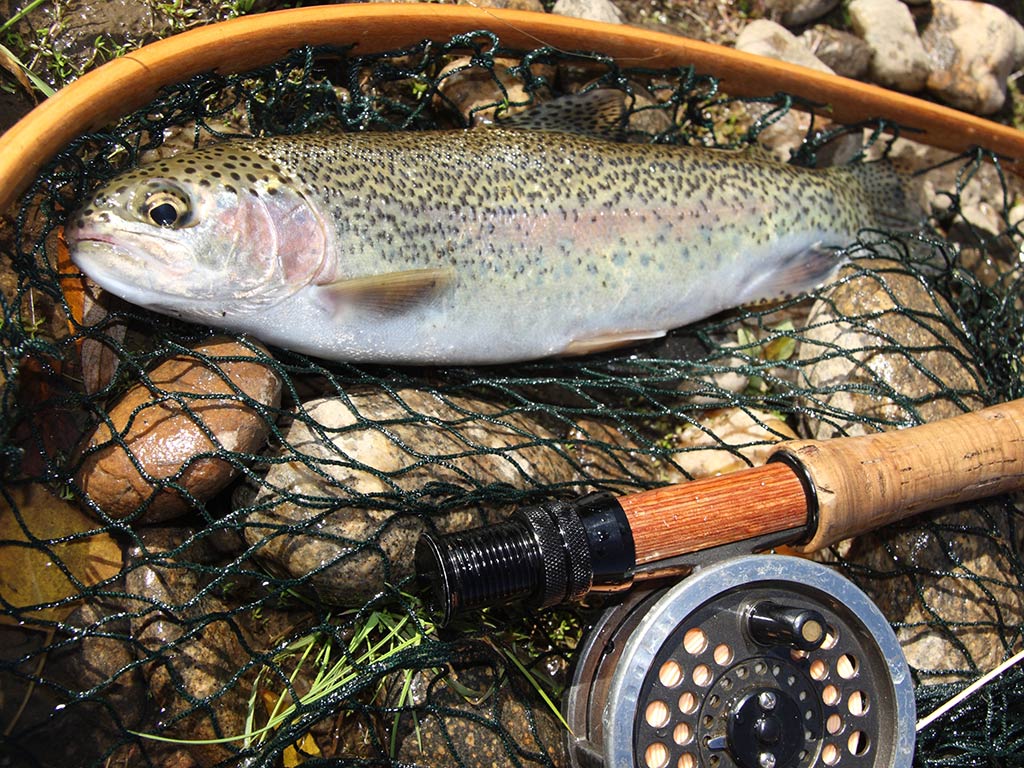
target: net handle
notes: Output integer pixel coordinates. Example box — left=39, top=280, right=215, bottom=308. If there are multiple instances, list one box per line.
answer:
left=2, top=4, right=1024, bottom=215
left=773, top=398, right=1024, bottom=552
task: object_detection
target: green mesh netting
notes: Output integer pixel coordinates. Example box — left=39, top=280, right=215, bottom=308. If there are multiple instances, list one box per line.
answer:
left=1, top=30, right=1023, bottom=768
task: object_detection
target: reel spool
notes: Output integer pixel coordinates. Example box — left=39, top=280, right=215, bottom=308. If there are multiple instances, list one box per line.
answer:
left=564, top=556, right=914, bottom=768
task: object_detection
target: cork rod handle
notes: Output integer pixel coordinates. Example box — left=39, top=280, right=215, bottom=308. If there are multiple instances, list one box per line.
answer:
left=771, top=399, right=1024, bottom=552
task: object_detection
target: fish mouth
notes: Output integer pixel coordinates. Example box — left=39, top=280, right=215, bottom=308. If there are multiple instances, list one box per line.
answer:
left=68, top=238, right=199, bottom=310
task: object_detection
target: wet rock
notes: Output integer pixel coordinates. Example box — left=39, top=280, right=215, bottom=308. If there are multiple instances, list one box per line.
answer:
left=565, top=417, right=666, bottom=485
left=848, top=0, right=931, bottom=92
left=736, top=20, right=835, bottom=74
left=797, top=258, right=985, bottom=439
left=244, top=389, right=585, bottom=606
left=389, top=661, right=566, bottom=767
left=667, top=408, right=799, bottom=478
left=125, top=528, right=261, bottom=766
left=763, top=0, right=839, bottom=28
left=0, top=594, right=146, bottom=768
left=921, top=0, right=1024, bottom=115
left=75, top=337, right=282, bottom=523
left=552, top=0, right=624, bottom=25
left=800, top=25, right=872, bottom=80
left=839, top=499, right=1024, bottom=684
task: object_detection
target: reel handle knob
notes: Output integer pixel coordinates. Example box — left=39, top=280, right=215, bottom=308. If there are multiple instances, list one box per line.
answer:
left=746, top=599, right=826, bottom=651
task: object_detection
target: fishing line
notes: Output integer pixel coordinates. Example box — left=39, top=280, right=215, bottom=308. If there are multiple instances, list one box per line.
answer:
left=915, top=646, right=1024, bottom=732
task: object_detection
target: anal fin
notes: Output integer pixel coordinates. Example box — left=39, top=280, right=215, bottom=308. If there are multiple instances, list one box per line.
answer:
left=562, top=329, right=667, bottom=356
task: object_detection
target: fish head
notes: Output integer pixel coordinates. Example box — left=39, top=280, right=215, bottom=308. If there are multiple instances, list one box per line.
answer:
left=65, top=146, right=328, bottom=322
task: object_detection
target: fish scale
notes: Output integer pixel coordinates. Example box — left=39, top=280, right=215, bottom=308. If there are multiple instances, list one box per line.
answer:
left=66, top=103, right=916, bottom=364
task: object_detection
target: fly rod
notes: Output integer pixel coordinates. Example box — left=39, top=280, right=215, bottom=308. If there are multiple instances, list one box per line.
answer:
left=416, top=398, right=1024, bottom=624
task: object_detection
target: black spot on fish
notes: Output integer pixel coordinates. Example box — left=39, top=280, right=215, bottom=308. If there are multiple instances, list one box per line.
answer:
left=211, top=171, right=222, bottom=178
left=199, top=179, right=211, bottom=188
left=246, top=173, right=257, bottom=183
left=230, top=172, right=240, bottom=181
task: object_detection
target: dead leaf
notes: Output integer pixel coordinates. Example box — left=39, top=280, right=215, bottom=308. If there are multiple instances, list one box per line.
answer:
left=0, top=485, right=122, bottom=626
left=57, top=228, right=128, bottom=393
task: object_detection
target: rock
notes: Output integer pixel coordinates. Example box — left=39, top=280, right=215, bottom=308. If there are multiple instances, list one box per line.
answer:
left=244, top=389, right=586, bottom=605
left=800, top=25, right=872, bottom=80
left=667, top=408, right=798, bottom=478
left=763, top=0, right=839, bottom=28
left=921, top=0, right=1024, bottom=115
left=735, top=22, right=835, bottom=160
left=125, top=528, right=275, bottom=767
left=552, top=0, right=624, bottom=25
left=0, top=594, right=147, bottom=767
left=797, top=258, right=986, bottom=439
left=435, top=57, right=556, bottom=125
left=736, top=20, right=835, bottom=74
left=389, top=661, right=566, bottom=767
left=75, top=337, right=282, bottom=523
left=566, top=417, right=667, bottom=485
left=848, top=0, right=931, bottom=92
left=839, top=499, right=1024, bottom=684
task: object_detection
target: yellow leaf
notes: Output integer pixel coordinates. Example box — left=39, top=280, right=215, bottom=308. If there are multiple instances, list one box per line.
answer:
left=283, top=732, right=321, bottom=766
left=0, top=485, right=122, bottom=626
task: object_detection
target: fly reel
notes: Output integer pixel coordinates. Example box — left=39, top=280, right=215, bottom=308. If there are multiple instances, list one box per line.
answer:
left=564, top=556, right=915, bottom=768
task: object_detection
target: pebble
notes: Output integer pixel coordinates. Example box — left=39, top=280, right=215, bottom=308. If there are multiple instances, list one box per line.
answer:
left=763, top=0, right=839, bottom=28
left=388, top=661, right=566, bottom=766
left=837, top=500, right=1024, bottom=683
left=667, top=408, right=799, bottom=478
left=921, top=0, right=1024, bottom=115
left=434, top=56, right=556, bottom=125
left=800, top=25, right=872, bottom=80
left=551, top=0, right=624, bottom=25
left=735, top=20, right=835, bottom=74
left=848, top=0, right=931, bottom=92
left=74, top=337, right=282, bottom=523
left=243, top=389, right=585, bottom=606
left=797, top=258, right=985, bottom=439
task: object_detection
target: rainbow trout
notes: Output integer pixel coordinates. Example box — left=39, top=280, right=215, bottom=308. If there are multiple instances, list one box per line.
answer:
left=66, top=94, right=916, bottom=364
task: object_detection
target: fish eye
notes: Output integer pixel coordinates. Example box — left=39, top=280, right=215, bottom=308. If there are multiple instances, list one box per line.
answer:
left=143, top=188, right=192, bottom=228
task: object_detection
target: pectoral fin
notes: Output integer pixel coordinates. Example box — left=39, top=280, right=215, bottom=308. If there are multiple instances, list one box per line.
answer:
left=316, top=268, right=454, bottom=315
left=737, top=242, right=843, bottom=305
left=562, top=329, right=667, bottom=356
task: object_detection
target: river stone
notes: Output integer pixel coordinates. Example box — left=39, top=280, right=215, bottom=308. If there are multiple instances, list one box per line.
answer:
left=434, top=56, right=556, bottom=125
left=736, top=20, right=835, bottom=74
left=244, top=389, right=585, bottom=606
left=848, top=0, right=931, bottom=92
left=75, top=337, right=282, bottom=523
left=763, top=0, right=838, bottom=28
left=797, top=258, right=985, bottom=439
left=668, top=408, right=799, bottom=479
left=800, top=25, right=872, bottom=80
left=921, top=0, right=1024, bottom=115
left=832, top=498, right=1024, bottom=683
left=389, top=661, right=566, bottom=767
left=552, top=0, right=624, bottom=24
left=124, top=527, right=303, bottom=767
left=795, top=260, right=1018, bottom=681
